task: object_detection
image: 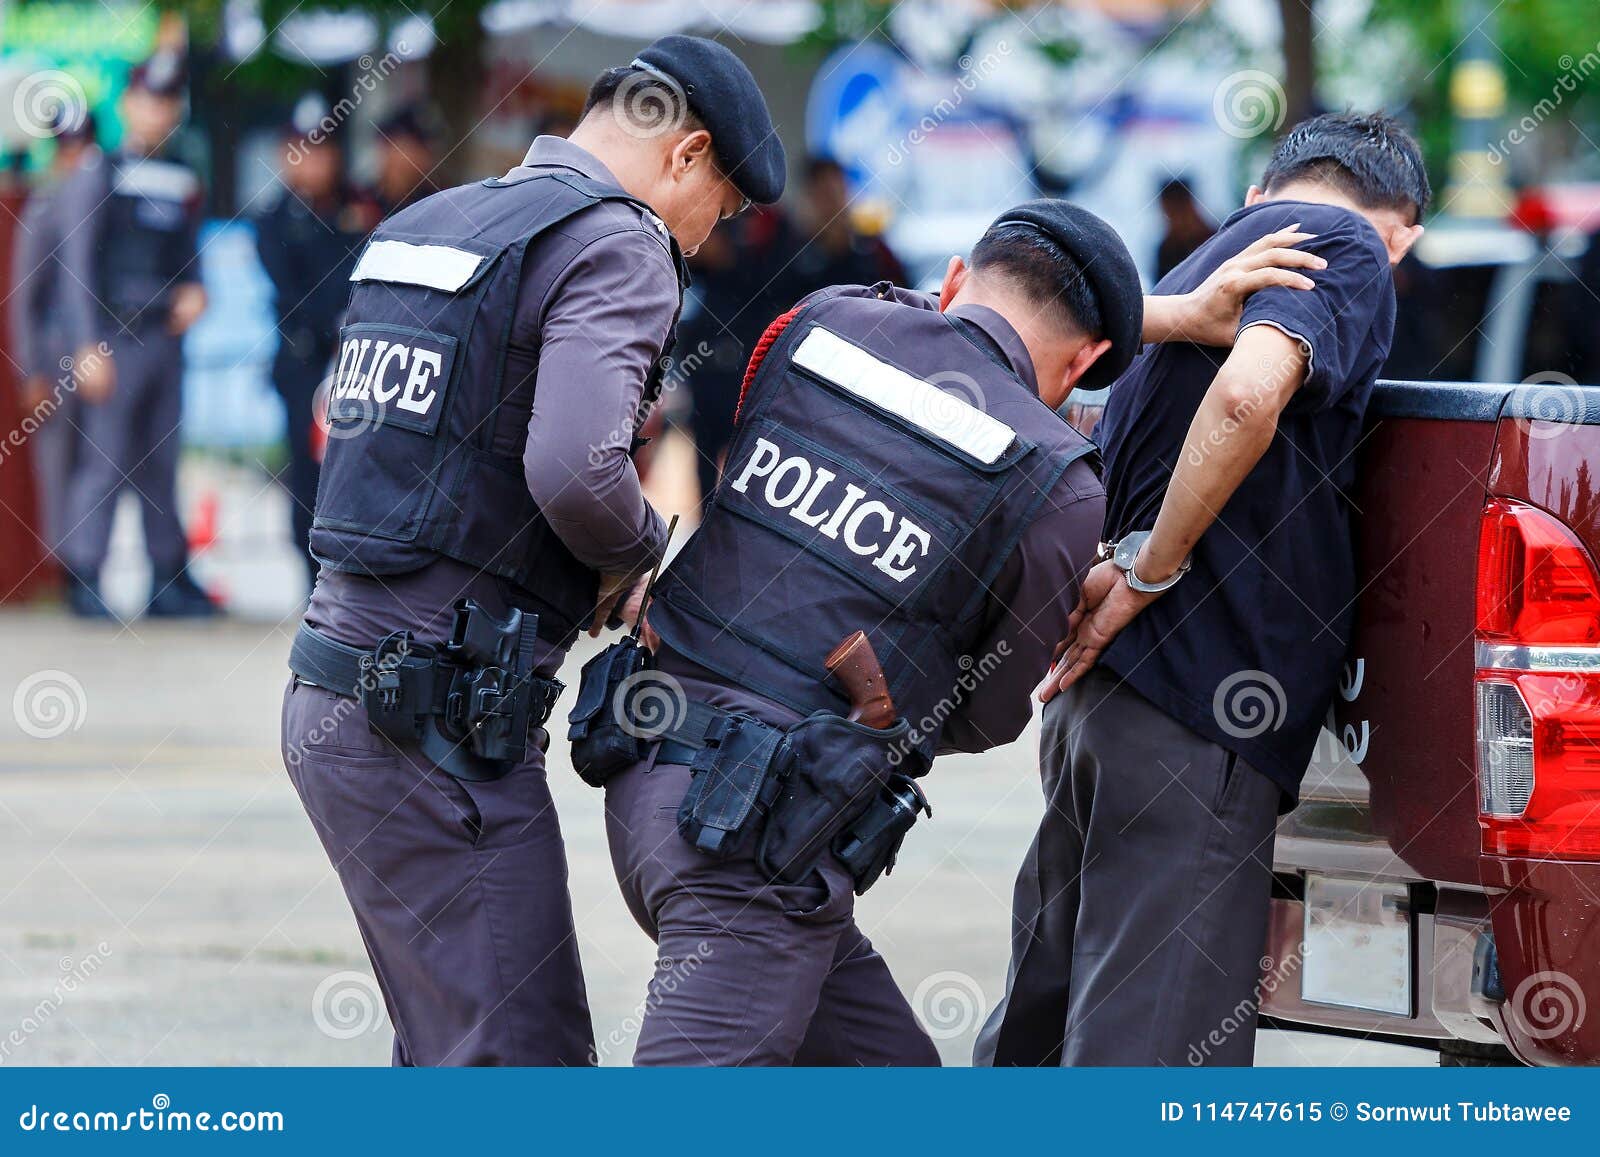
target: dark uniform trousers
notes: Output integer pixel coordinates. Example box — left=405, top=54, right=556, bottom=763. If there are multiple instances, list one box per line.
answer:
left=605, top=757, right=939, bottom=1066
left=975, top=668, right=1280, bottom=1067
left=61, top=327, right=190, bottom=578
left=281, top=678, right=593, bottom=1065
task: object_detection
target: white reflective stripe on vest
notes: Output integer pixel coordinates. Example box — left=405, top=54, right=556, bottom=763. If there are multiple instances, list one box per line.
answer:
left=350, top=240, right=484, bottom=292
left=790, top=327, right=1017, bottom=465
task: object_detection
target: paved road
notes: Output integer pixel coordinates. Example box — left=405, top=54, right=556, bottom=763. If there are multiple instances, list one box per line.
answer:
left=0, top=608, right=1433, bottom=1067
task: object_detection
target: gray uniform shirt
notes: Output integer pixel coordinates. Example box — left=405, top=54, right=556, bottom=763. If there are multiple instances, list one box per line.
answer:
left=657, top=287, right=1106, bottom=754
left=8, top=163, right=86, bottom=380
left=307, top=137, right=677, bottom=673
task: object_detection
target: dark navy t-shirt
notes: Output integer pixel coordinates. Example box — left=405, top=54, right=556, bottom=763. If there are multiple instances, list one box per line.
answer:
left=1095, top=199, right=1395, bottom=806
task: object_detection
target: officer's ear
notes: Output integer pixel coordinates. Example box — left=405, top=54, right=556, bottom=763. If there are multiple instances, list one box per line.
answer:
left=672, top=129, right=716, bottom=178
left=937, top=256, right=968, bottom=311
left=1060, top=337, right=1113, bottom=393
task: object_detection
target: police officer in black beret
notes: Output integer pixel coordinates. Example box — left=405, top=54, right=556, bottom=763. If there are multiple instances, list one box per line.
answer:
left=586, top=199, right=1323, bottom=1065
left=255, top=98, right=376, bottom=589
left=280, top=35, right=784, bottom=1065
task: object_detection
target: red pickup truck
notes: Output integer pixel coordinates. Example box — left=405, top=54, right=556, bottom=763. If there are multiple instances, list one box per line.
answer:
left=1254, top=375, right=1600, bottom=1067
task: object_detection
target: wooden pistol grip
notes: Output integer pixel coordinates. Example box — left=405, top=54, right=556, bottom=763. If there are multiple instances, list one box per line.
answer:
left=825, top=631, right=897, bottom=730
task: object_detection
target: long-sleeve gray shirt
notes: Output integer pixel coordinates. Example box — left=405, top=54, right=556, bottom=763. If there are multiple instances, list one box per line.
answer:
left=307, top=137, right=677, bottom=667
left=8, top=155, right=100, bottom=381
left=658, top=286, right=1106, bottom=755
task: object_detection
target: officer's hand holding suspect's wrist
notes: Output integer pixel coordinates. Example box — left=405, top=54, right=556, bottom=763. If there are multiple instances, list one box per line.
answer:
left=1162, top=226, right=1324, bottom=348
left=589, top=570, right=643, bottom=637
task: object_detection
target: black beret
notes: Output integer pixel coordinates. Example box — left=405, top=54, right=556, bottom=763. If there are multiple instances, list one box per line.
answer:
left=126, top=51, right=186, bottom=99
left=633, top=35, right=785, bottom=205
left=990, top=199, right=1144, bottom=392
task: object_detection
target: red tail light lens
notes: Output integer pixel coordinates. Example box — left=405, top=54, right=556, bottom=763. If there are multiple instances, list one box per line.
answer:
left=1476, top=499, right=1600, bottom=860
left=1477, top=497, right=1600, bottom=644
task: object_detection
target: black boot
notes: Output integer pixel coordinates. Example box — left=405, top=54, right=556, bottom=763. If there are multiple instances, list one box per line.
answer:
left=146, top=567, right=221, bottom=618
left=65, top=572, right=113, bottom=620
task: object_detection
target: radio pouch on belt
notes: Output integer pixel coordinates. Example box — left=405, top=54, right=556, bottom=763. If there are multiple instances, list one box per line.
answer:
left=567, top=640, right=652, bottom=787
left=832, top=773, right=932, bottom=895
left=676, top=716, right=791, bottom=860
left=758, top=712, right=917, bottom=887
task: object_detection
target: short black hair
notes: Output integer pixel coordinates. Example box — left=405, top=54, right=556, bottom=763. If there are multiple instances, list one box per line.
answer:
left=1261, top=112, right=1430, bottom=224
left=583, top=66, right=705, bottom=134
left=969, top=222, right=1103, bottom=340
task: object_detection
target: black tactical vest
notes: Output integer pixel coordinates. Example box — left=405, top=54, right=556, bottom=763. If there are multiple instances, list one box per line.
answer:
left=98, top=152, right=198, bottom=321
left=309, top=170, right=688, bottom=645
left=650, top=290, right=1099, bottom=761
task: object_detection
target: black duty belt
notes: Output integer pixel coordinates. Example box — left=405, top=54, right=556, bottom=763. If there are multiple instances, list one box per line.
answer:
left=289, top=609, right=563, bottom=782
left=648, top=699, right=766, bottom=767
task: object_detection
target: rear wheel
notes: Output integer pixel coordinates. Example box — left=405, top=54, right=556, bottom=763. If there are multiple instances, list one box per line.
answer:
left=1438, top=1039, right=1523, bottom=1067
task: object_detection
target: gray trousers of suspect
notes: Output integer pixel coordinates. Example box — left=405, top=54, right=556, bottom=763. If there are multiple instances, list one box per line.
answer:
left=604, top=756, right=939, bottom=1067
left=974, top=667, right=1280, bottom=1067
left=281, top=678, right=593, bottom=1065
left=60, top=328, right=190, bottom=577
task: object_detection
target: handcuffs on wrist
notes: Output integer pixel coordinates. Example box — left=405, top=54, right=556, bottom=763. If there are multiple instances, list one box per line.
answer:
left=1096, top=530, right=1191, bottom=594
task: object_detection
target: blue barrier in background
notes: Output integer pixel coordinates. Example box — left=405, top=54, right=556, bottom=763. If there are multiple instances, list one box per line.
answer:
left=183, top=220, right=284, bottom=451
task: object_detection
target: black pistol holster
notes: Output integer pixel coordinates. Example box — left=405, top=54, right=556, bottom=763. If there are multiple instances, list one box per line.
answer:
left=289, top=600, right=563, bottom=782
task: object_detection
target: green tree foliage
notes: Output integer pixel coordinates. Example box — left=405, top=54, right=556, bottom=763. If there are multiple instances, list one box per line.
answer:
left=1368, top=0, right=1600, bottom=176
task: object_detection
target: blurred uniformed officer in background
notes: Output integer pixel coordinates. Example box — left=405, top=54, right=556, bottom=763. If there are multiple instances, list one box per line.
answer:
left=8, top=108, right=99, bottom=563
left=280, top=36, right=784, bottom=1065
left=367, top=106, right=441, bottom=218
left=56, top=52, right=216, bottom=619
left=255, top=98, right=377, bottom=588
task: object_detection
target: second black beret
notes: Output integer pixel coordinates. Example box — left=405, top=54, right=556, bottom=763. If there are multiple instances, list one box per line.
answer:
left=991, top=199, right=1144, bottom=392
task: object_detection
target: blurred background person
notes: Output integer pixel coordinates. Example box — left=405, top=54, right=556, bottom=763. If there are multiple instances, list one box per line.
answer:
left=675, top=205, right=795, bottom=509
left=7, top=108, right=99, bottom=569
left=781, top=155, right=905, bottom=299
left=55, top=52, right=215, bottom=619
left=367, top=106, right=440, bottom=218
left=1154, top=176, right=1216, bottom=280
left=255, top=99, right=375, bottom=591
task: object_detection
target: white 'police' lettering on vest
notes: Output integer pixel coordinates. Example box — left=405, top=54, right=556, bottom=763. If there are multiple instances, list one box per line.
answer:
left=327, top=323, right=458, bottom=437
left=727, top=434, right=933, bottom=583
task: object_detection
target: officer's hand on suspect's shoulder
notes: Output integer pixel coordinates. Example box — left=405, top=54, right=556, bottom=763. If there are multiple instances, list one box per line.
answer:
left=1173, top=226, right=1325, bottom=348
left=167, top=284, right=207, bottom=336
left=74, top=345, right=115, bottom=405
left=1035, top=560, right=1161, bottom=703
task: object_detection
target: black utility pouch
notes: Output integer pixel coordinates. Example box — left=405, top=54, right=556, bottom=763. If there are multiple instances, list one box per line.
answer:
left=758, top=712, right=914, bottom=887
left=567, top=640, right=651, bottom=787
left=676, top=716, right=791, bottom=859
left=833, top=774, right=932, bottom=895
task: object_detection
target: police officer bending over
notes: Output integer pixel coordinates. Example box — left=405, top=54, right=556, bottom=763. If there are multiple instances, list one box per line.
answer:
left=580, top=200, right=1318, bottom=1065
left=281, top=36, right=783, bottom=1066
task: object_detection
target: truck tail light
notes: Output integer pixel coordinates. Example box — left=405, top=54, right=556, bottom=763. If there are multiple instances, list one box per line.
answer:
left=1476, top=498, right=1600, bottom=859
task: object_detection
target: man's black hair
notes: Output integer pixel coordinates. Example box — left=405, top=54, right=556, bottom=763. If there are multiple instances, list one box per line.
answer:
left=1261, top=112, right=1431, bottom=224
left=583, top=66, right=704, bottom=132
left=969, top=223, right=1103, bottom=340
